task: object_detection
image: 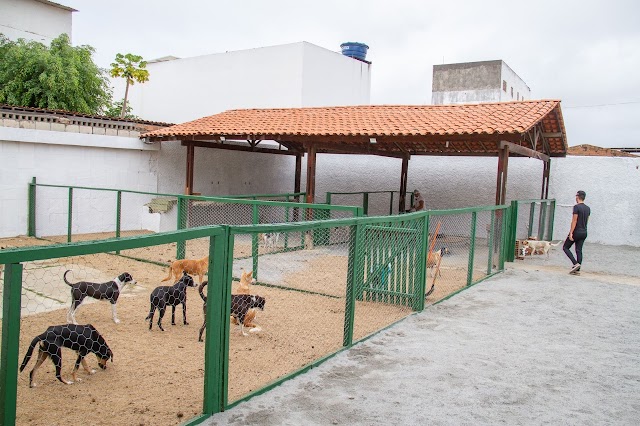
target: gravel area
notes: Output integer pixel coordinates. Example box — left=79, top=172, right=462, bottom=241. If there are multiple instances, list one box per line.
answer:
left=205, top=242, right=640, bottom=425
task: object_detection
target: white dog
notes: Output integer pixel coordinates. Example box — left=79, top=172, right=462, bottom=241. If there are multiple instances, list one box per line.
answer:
left=523, top=239, right=562, bottom=259
left=261, top=232, right=280, bottom=249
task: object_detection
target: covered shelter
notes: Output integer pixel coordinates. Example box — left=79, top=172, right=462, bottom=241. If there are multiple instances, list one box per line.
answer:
left=141, top=100, right=567, bottom=209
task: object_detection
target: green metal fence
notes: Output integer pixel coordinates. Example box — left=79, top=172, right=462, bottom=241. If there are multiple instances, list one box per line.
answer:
left=506, top=199, right=556, bottom=262
left=2, top=203, right=510, bottom=425
left=26, top=179, right=360, bottom=266
left=325, top=190, right=414, bottom=216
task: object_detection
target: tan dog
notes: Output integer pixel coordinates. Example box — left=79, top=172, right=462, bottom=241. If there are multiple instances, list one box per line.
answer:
left=162, top=255, right=208, bottom=284
left=523, top=240, right=562, bottom=259
left=427, top=248, right=446, bottom=277
left=232, top=270, right=257, bottom=327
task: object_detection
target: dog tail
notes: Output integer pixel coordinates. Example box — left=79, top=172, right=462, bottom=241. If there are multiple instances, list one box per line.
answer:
left=63, top=270, right=74, bottom=286
left=425, top=283, right=435, bottom=298
left=198, top=281, right=208, bottom=302
left=161, top=264, right=173, bottom=282
left=19, top=333, right=45, bottom=372
left=550, top=241, right=563, bottom=247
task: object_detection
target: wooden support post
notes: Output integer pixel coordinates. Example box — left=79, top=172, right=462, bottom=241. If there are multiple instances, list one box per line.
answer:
left=294, top=154, right=302, bottom=199
left=495, top=144, right=510, bottom=205
left=399, top=156, right=409, bottom=212
left=305, top=144, right=316, bottom=205
left=185, top=142, right=195, bottom=195
left=540, top=159, right=551, bottom=199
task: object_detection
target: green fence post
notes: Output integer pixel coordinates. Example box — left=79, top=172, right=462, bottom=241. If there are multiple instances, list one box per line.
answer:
left=508, top=200, right=518, bottom=262
left=538, top=202, right=547, bottom=240
left=284, top=205, right=290, bottom=249
left=362, top=192, right=369, bottom=216
left=325, top=192, right=332, bottom=205
left=202, top=229, right=231, bottom=415
left=499, top=207, right=509, bottom=270
left=115, top=191, right=122, bottom=255
left=487, top=210, right=495, bottom=274
left=416, top=213, right=430, bottom=310
left=548, top=200, right=556, bottom=241
left=252, top=204, right=259, bottom=279
left=176, top=196, right=186, bottom=260
left=467, top=211, right=477, bottom=286
left=528, top=202, right=536, bottom=239
left=389, top=191, right=394, bottom=215
left=344, top=222, right=365, bottom=346
left=0, top=263, right=23, bottom=426
left=67, top=187, right=73, bottom=243
left=27, top=177, right=36, bottom=237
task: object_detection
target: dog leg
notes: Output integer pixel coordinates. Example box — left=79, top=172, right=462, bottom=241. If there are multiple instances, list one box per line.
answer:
left=81, top=358, right=96, bottom=375
left=52, top=349, right=72, bottom=385
left=158, top=307, right=166, bottom=331
left=182, top=302, right=189, bottom=325
left=171, top=304, right=177, bottom=326
left=111, top=303, right=120, bottom=324
left=29, top=348, right=48, bottom=388
left=147, top=309, right=155, bottom=330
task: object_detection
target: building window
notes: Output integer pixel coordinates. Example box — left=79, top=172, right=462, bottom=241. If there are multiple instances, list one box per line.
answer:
left=503, top=80, right=507, bottom=92
left=511, top=87, right=514, bottom=98
left=517, top=92, right=520, bottom=100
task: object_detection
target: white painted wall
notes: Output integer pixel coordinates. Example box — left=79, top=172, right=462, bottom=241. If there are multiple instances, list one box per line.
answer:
left=301, top=43, right=370, bottom=106
left=0, top=128, right=159, bottom=238
left=548, top=156, right=640, bottom=246
left=500, top=62, right=531, bottom=101
left=113, top=42, right=372, bottom=123
left=0, top=0, right=73, bottom=44
left=2, top=126, right=639, bottom=248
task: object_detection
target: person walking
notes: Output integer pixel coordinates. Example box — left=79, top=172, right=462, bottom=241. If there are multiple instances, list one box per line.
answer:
left=563, top=190, right=590, bottom=274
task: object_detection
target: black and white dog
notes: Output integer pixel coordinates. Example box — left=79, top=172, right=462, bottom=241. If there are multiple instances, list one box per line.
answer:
left=64, top=270, right=136, bottom=324
left=20, top=324, right=113, bottom=387
left=146, top=271, right=197, bottom=331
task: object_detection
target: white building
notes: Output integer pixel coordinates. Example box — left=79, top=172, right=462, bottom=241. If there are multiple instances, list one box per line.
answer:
left=431, top=60, right=530, bottom=105
left=0, top=0, right=75, bottom=44
left=115, top=42, right=372, bottom=124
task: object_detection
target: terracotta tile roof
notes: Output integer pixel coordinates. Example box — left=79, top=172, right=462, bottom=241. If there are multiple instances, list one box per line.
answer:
left=142, top=100, right=568, bottom=157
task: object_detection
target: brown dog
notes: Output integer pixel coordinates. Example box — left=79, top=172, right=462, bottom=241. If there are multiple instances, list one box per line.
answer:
left=427, top=248, right=446, bottom=277
left=162, top=255, right=208, bottom=284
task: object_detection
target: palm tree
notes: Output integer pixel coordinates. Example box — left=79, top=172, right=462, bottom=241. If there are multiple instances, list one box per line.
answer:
left=109, top=53, right=150, bottom=118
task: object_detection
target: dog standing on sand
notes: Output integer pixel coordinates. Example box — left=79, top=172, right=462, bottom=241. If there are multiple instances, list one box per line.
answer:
left=64, top=270, right=136, bottom=324
left=162, top=255, right=208, bottom=284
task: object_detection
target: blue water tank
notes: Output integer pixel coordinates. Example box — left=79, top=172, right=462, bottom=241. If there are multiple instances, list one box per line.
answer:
left=340, top=42, right=369, bottom=61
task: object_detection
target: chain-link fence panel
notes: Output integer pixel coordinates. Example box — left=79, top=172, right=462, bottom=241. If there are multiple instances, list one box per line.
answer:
left=226, top=225, right=354, bottom=405
left=1, top=230, right=224, bottom=426
left=352, top=217, right=424, bottom=342
left=425, top=212, right=472, bottom=305
left=34, top=185, right=69, bottom=240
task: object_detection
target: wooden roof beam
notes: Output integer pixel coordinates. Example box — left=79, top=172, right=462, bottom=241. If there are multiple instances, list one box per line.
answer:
left=499, top=141, right=549, bottom=161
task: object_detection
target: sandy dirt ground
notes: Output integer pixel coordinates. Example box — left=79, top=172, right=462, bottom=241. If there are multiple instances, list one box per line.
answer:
left=205, top=242, right=640, bottom=425
left=1, top=235, right=414, bottom=426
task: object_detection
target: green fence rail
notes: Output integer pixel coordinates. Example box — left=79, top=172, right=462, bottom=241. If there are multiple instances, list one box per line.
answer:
left=2, top=202, right=510, bottom=425
left=325, top=190, right=414, bottom=216
left=506, top=199, right=556, bottom=262
left=26, top=180, right=360, bottom=265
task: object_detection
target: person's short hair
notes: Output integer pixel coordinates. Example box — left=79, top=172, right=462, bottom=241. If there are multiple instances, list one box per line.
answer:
left=576, top=190, right=586, bottom=201
left=413, top=189, right=420, bottom=194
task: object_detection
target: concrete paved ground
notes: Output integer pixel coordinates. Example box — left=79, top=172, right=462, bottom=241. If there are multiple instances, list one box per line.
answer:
left=205, top=242, right=640, bottom=425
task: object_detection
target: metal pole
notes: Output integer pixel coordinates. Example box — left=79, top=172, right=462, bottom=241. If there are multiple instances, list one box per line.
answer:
left=0, top=263, right=23, bottom=426
left=467, top=212, right=477, bottom=286
left=67, top=187, right=73, bottom=243
left=27, top=177, right=36, bottom=237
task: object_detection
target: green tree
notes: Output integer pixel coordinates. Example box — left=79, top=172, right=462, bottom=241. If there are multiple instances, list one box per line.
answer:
left=0, top=33, right=111, bottom=114
left=104, top=98, right=140, bottom=120
left=109, top=53, right=149, bottom=118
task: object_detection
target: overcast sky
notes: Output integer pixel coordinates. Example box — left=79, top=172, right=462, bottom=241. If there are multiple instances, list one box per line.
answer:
left=63, top=0, right=640, bottom=148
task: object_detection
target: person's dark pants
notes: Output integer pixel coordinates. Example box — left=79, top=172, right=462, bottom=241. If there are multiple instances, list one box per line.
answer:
left=563, top=229, right=587, bottom=266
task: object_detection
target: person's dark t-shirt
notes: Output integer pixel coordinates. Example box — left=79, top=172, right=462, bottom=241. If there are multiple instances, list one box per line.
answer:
left=573, top=203, right=590, bottom=231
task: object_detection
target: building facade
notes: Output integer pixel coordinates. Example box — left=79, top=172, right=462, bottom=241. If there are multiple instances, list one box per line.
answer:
left=431, top=60, right=530, bottom=105
left=113, top=42, right=372, bottom=124
left=0, top=0, right=74, bottom=44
